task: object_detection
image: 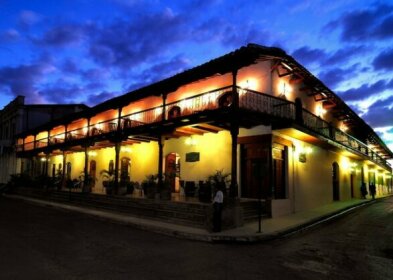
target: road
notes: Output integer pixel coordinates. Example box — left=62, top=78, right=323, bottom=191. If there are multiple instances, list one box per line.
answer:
left=1, top=196, right=393, bottom=280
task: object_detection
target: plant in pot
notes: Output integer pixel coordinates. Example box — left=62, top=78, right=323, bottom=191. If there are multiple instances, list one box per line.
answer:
left=79, top=172, right=96, bottom=193
left=208, top=170, right=231, bottom=199
left=141, top=174, right=157, bottom=199
left=100, top=169, right=115, bottom=195
left=160, top=173, right=173, bottom=200
left=118, top=174, right=132, bottom=195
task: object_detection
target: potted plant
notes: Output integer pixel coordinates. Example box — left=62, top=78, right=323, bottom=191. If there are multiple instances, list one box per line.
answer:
left=100, top=169, right=115, bottom=195
left=141, top=174, right=157, bottom=199
left=207, top=170, right=231, bottom=199
left=160, top=173, right=173, bottom=200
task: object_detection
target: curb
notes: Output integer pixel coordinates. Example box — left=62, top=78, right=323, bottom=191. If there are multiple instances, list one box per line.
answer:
left=2, top=194, right=383, bottom=243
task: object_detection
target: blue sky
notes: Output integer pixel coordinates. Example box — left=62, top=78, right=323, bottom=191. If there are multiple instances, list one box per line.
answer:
left=0, top=0, right=392, bottom=152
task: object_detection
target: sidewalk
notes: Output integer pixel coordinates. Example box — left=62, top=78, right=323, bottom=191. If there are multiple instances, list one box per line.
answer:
left=5, top=194, right=389, bottom=243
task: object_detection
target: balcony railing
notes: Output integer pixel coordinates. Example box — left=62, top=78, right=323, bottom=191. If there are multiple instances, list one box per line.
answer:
left=301, top=110, right=390, bottom=168
left=16, top=86, right=391, bottom=169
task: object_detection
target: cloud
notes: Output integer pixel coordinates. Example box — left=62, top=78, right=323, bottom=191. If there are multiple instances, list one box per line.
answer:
left=125, top=55, right=190, bottom=91
left=318, top=67, right=348, bottom=88
left=88, top=8, right=188, bottom=70
left=34, top=24, right=85, bottom=47
left=373, top=48, right=393, bottom=70
left=0, top=29, right=20, bottom=42
left=293, top=47, right=327, bottom=66
left=291, top=45, right=367, bottom=68
left=324, top=3, right=393, bottom=42
left=0, top=59, right=55, bottom=104
left=18, top=10, right=41, bottom=28
left=61, top=58, right=79, bottom=74
left=85, top=91, right=118, bottom=106
left=337, top=79, right=393, bottom=101
left=363, top=96, right=393, bottom=127
left=38, top=82, right=84, bottom=103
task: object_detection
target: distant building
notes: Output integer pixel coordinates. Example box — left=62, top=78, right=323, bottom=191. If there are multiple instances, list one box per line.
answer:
left=14, top=44, right=393, bottom=227
left=0, top=96, right=88, bottom=183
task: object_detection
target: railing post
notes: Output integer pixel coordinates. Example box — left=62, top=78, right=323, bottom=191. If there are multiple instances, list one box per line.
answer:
left=117, top=107, right=123, bottom=133
left=86, top=118, right=91, bottom=137
left=162, top=93, right=167, bottom=122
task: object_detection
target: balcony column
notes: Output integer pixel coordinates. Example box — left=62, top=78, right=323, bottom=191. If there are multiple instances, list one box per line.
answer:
left=64, top=125, right=68, bottom=142
left=158, top=135, right=164, bottom=192
left=45, top=154, right=50, bottom=176
left=87, top=118, right=91, bottom=137
left=84, top=146, right=89, bottom=189
left=62, top=151, right=67, bottom=188
left=230, top=69, right=239, bottom=198
left=47, top=130, right=50, bottom=146
left=162, top=93, right=167, bottom=122
left=114, top=141, right=121, bottom=195
left=117, top=107, right=123, bottom=133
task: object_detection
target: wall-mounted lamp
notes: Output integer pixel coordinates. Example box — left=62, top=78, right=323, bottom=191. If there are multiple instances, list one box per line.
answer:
left=279, top=82, right=291, bottom=99
left=40, top=157, right=47, bottom=162
left=316, top=104, right=326, bottom=117
left=185, top=136, right=197, bottom=146
left=88, top=151, right=97, bottom=157
left=121, top=147, right=132, bottom=153
left=296, top=145, right=312, bottom=163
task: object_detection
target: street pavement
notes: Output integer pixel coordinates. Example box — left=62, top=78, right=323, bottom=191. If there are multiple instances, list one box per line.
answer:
left=1, top=195, right=393, bottom=279
left=3, top=193, right=386, bottom=242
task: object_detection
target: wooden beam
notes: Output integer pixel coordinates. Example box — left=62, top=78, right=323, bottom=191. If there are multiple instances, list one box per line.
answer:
left=195, top=123, right=222, bottom=133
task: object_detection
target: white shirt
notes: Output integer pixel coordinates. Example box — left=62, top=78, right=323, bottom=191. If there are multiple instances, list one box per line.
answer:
left=213, top=190, right=223, bottom=204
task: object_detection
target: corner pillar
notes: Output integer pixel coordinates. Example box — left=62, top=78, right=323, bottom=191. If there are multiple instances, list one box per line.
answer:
left=158, top=135, right=164, bottom=190
left=114, top=142, right=121, bottom=194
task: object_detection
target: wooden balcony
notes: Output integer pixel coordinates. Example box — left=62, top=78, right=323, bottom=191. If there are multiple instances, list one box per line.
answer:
left=16, top=86, right=391, bottom=170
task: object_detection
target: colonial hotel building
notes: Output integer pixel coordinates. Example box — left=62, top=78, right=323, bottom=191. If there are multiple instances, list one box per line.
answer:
left=15, top=44, right=393, bottom=221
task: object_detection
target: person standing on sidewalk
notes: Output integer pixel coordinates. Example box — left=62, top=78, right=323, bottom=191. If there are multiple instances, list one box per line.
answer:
left=369, top=182, right=376, bottom=199
left=212, top=185, right=224, bottom=232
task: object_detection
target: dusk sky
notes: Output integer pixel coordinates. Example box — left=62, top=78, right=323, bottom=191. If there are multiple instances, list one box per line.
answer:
left=0, top=0, right=392, bottom=152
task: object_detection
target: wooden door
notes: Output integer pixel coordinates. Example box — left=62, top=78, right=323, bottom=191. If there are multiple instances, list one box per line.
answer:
left=165, top=153, right=177, bottom=192
left=241, top=143, right=270, bottom=199
left=89, top=160, right=96, bottom=187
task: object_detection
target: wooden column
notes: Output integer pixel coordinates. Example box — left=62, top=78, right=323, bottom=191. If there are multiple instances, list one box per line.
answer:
left=45, top=154, right=50, bottom=176
left=114, top=142, right=121, bottom=194
left=84, top=146, right=89, bottom=187
left=230, top=69, right=239, bottom=198
left=62, top=151, right=67, bottom=187
left=158, top=135, right=164, bottom=191
left=117, top=107, right=123, bottom=133
left=162, top=94, right=167, bottom=122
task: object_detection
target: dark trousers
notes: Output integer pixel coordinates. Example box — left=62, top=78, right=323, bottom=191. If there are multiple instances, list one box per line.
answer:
left=213, top=203, right=223, bottom=232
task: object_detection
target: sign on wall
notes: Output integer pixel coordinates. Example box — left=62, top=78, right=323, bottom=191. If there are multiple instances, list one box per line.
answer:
left=186, top=152, right=200, bottom=162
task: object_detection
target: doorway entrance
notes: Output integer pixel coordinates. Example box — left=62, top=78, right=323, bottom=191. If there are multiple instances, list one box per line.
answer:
left=165, top=153, right=180, bottom=193
left=332, top=162, right=340, bottom=201
left=89, top=160, right=96, bottom=188
left=241, top=143, right=270, bottom=199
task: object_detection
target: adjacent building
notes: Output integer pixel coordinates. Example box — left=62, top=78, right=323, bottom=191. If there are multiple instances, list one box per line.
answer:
left=0, top=96, right=87, bottom=183
left=14, top=44, right=393, bottom=219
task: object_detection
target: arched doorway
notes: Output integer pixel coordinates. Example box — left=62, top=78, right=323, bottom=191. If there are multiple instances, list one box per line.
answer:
left=332, top=162, right=340, bottom=201
left=120, top=157, right=131, bottom=181
left=165, top=153, right=180, bottom=193
left=89, top=160, right=96, bottom=188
